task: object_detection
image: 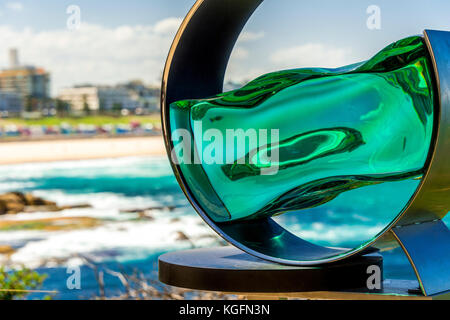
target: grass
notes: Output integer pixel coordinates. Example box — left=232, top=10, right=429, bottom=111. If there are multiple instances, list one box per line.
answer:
left=0, top=114, right=161, bottom=127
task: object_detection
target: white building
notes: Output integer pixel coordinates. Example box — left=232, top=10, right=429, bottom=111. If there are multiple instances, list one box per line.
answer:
left=0, top=91, right=23, bottom=116
left=117, top=81, right=160, bottom=112
left=58, top=86, right=138, bottom=113
left=0, top=49, right=51, bottom=100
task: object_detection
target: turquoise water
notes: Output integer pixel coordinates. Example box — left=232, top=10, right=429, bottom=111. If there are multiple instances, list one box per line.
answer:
left=0, top=157, right=187, bottom=205
left=0, top=156, right=444, bottom=299
left=0, top=157, right=196, bottom=299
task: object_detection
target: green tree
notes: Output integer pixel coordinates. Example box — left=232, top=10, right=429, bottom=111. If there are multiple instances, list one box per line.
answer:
left=112, top=102, right=123, bottom=115
left=24, top=95, right=33, bottom=112
left=0, top=266, right=47, bottom=300
left=99, top=98, right=106, bottom=115
left=55, top=99, right=68, bottom=116
left=82, top=94, right=90, bottom=115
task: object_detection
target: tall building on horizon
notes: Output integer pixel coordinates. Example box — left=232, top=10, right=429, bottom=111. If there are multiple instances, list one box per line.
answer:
left=0, top=49, right=51, bottom=100
left=9, top=48, right=19, bottom=69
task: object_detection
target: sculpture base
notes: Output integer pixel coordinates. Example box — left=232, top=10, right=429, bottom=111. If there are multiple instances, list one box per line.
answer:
left=158, top=246, right=449, bottom=299
left=391, top=220, right=450, bottom=296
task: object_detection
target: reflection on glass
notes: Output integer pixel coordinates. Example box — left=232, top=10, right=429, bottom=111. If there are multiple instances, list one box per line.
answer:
left=170, top=36, right=435, bottom=252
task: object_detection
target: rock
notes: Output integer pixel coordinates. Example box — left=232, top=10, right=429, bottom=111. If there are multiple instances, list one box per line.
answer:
left=13, top=192, right=27, bottom=203
left=58, top=204, right=92, bottom=210
left=0, top=200, right=7, bottom=215
left=23, top=203, right=92, bottom=213
left=120, top=206, right=178, bottom=214
left=23, top=205, right=61, bottom=213
left=175, top=231, right=190, bottom=241
left=0, top=192, right=91, bottom=215
left=0, top=193, right=28, bottom=213
left=0, top=192, right=26, bottom=205
left=0, top=245, right=15, bottom=255
left=24, top=193, right=56, bottom=206
left=5, top=202, right=25, bottom=214
left=138, top=212, right=154, bottom=221
left=24, top=193, right=38, bottom=205
left=119, top=209, right=155, bottom=220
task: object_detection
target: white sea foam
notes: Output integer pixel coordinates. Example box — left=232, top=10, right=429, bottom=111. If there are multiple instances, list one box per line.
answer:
left=0, top=156, right=206, bottom=268
left=0, top=182, right=37, bottom=192
left=0, top=155, right=396, bottom=269
left=0, top=189, right=189, bottom=222
left=32, top=190, right=165, bottom=210
left=4, top=214, right=218, bottom=269
left=275, top=220, right=386, bottom=246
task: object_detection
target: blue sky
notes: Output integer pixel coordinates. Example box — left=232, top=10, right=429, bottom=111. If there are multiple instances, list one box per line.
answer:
left=0, top=0, right=448, bottom=96
left=0, top=0, right=192, bottom=29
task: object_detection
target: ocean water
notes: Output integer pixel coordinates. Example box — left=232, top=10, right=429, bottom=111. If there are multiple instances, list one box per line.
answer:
left=0, top=156, right=440, bottom=299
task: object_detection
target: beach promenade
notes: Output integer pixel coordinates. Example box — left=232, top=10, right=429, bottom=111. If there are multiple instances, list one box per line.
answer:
left=0, top=136, right=167, bottom=165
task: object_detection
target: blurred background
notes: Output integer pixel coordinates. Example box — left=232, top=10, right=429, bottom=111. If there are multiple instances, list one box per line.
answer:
left=0, top=0, right=448, bottom=299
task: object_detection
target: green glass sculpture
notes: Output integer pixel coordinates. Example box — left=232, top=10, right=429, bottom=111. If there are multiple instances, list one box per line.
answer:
left=170, top=36, right=435, bottom=249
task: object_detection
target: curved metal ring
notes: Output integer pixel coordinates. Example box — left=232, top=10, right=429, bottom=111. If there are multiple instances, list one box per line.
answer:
left=160, top=0, right=449, bottom=267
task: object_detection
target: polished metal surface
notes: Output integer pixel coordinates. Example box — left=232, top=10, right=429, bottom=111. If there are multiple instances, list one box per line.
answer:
left=384, top=30, right=450, bottom=296
left=159, top=246, right=383, bottom=293
left=160, top=0, right=450, bottom=287
left=393, top=30, right=450, bottom=226
left=392, top=220, right=450, bottom=296
left=159, top=247, right=450, bottom=299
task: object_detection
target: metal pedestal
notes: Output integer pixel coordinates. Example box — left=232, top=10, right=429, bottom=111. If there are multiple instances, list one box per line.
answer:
left=392, top=220, right=450, bottom=296
left=158, top=246, right=449, bottom=300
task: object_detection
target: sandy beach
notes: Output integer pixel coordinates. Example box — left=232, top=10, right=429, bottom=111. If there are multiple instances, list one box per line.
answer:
left=0, top=136, right=167, bottom=165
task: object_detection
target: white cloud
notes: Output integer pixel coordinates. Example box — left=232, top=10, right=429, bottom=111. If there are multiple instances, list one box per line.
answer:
left=0, top=21, right=354, bottom=98
left=237, top=31, right=265, bottom=43
left=225, top=41, right=357, bottom=86
left=270, top=43, right=355, bottom=70
left=0, top=18, right=183, bottom=96
left=153, top=17, right=183, bottom=35
left=6, top=2, right=23, bottom=12
left=224, top=30, right=266, bottom=84
left=229, top=31, right=264, bottom=61
left=230, top=47, right=249, bottom=60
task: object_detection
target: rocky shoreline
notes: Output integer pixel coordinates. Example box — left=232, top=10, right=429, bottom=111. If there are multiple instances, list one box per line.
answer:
left=0, top=192, right=92, bottom=215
